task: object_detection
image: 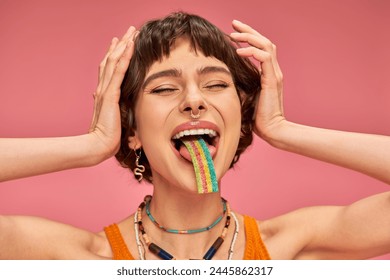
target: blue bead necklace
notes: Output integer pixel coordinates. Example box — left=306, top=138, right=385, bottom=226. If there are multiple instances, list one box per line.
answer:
left=145, top=196, right=227, bottom=234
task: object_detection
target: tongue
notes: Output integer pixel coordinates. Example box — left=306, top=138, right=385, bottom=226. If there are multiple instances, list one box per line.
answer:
left=179, top=141, right=216, bottom=161
left=180, top=137, right=219, bottom=194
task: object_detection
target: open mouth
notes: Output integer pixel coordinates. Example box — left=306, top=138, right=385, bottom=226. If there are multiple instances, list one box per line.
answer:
left=171, top=128, right=219, bottom=160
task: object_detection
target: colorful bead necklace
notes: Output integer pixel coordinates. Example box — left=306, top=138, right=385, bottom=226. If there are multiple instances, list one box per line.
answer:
left=145, top=196, right=227, bottom=234
left=135, top=196, right=232, bottom=260
left=133, top=208, right=240, bottom=260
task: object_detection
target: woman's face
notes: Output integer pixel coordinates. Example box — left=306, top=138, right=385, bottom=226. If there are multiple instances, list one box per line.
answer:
left=132, top=38, right=242, bottom=193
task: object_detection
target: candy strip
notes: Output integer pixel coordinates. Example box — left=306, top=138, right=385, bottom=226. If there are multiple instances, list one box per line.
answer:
left=197, top=139, right=218, bottom=192
left=182, top=137, right=219, bottom=194
left=190, top=140, right=211, bottom=193
left=193, top=140, right=213, bottom=192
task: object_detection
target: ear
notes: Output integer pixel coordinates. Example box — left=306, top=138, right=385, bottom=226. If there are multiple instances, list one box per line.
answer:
left=128, top=134, right=142, bottom=150
left=237, top=89, right=248, bottom=102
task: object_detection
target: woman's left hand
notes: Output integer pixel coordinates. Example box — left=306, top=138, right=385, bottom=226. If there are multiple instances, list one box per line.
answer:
left=231, top=20, right=285, bottom=142
left=88, top=26, right=137, bottom=160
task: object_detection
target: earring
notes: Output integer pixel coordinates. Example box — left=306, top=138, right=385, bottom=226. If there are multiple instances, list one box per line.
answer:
left=190, top=109, right=201, bottom=119
left=134, top=149, right=145, bottom=182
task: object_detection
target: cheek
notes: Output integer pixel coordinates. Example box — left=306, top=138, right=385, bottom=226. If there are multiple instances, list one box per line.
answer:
left=134, top=98, right=173, bottom=163
left=221, top=94, right=242, bottom=131
left=135, top=98, right=168, bottom=139
left=215, top=94, right=242, bottom=171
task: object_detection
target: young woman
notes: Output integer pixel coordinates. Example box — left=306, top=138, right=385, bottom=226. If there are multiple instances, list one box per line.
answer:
left=0, top=12, right=389, bottom=260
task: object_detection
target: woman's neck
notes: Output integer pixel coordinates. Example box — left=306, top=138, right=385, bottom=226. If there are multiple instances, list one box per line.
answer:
left=139, top=180, right=228, bottom=259
left=150, top=185, right=223, bottom=231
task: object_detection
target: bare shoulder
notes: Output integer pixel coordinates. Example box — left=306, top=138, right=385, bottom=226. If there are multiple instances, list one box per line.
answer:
left=255, top=205, right=343, bottom=259
left=0, top=215, right=111, bottom=259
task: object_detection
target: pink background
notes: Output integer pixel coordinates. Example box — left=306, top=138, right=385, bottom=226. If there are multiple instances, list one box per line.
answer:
left=0, top=0, right=389, bottom=259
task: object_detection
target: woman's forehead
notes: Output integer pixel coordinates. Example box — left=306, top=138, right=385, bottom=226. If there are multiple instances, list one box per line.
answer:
left=144, top=39, right=231, bottom=79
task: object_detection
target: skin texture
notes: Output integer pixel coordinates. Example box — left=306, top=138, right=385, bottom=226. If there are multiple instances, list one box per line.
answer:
left=0, top=19, right=389, bottom=260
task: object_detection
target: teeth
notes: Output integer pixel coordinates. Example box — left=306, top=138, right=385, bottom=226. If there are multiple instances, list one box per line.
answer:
left=172, top=129, right=218, bottom=140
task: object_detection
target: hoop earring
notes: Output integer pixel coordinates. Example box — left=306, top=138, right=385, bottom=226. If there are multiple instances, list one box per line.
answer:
left=190, top=109, right=201, bottom=119
left=134, top=149, right=145, bottom=182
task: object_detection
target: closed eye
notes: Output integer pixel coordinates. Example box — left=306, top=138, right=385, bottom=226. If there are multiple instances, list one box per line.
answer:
left=204, top=83, right=229, bottom=91
left=150, top=87, right=178, bottom=94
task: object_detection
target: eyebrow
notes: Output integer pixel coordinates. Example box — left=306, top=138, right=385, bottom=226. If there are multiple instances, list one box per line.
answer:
left=198, top=66, right=231, bottom=76
left=142, top=69, right=182, bottom=89
left=142, top=66, right=232, bottom=89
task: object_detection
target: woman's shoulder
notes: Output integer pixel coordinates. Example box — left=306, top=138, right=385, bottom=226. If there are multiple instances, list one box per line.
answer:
left=253, top=205, right=341, bottom=259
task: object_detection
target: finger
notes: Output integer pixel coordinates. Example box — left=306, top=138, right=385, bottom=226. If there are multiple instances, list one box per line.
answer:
left=233, top=33, right=282, bottom=84
left=100, top=42, right=127, bottom=90
left=232, top=20, right=277, bottom=53
left=230, top=32, right=274, bottom=53
left=120, top=26, right=136, bottom=43
left=231, top=25, right=283, bottom=84
left=100, top=26, right=135, bottom=79
left=232, top=20, right=263, bottom=38
left=100, top=27, right=137, bottom=92
left=236, top=47, right=277, bottom=86
left=99, top=37, right=119, bottom=81
left=105, top=39, right=135, bottom=101
left=97, top=38, right=119, bottom=98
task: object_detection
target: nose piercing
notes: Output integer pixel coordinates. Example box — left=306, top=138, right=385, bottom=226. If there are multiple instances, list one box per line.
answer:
left=190, top=109, right=201, bottom=119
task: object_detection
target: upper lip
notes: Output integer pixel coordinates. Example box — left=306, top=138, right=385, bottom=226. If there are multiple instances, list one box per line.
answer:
left=171, top=121, right=220, bottom=139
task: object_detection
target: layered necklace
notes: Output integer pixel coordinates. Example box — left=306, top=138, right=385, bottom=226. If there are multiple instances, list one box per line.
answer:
left=134, top=195, right=240, bottom=260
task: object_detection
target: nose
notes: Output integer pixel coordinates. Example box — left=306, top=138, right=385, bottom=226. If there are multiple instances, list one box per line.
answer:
left=179, top=87, right=208, bottom=119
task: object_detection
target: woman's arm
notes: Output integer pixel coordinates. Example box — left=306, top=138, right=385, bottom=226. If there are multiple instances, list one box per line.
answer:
left=0, top=135, right=104, bottom=182
left=231, top=20, right=390, bottom=185
left=264, top=122, right=390, bottom=184
left=263, top=191, right=390, bottom=259
left=0, top=27, right=137, bottom=182
left=0, top=215, right=107, bottom=259
left=232, top=20, right=390, bottom=259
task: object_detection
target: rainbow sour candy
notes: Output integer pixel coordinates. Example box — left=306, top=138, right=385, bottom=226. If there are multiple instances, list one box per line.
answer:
left=181, top=137, right=218, bottom=194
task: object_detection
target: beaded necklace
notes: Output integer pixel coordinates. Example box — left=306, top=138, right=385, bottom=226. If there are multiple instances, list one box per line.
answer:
left=134, top=209, right=240, bottom=260
left=145, top=196, right=227, bottom=234
left=135, top=196, right=232, bottom=260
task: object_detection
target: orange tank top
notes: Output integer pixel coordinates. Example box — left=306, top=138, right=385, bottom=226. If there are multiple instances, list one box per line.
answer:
left=104, top=215, right=271, bottom=260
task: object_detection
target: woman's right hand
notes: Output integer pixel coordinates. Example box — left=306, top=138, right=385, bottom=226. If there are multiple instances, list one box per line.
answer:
left=88, top=26, right=137, bottom=161
left=230, top=20, right=285, bottom=144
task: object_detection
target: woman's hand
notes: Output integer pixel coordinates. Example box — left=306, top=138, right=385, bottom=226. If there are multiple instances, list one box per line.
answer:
left=231, top=20, right=285, bottom=143
left=89, top=26, right=137, bottom=160
left=0, top=27, right=137, bottom=182
left=231, top=20, right=390, bottom=185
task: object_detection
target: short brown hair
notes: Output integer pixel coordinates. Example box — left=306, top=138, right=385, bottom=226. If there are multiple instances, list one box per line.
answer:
left=116, top=12, right=260, bottom=183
